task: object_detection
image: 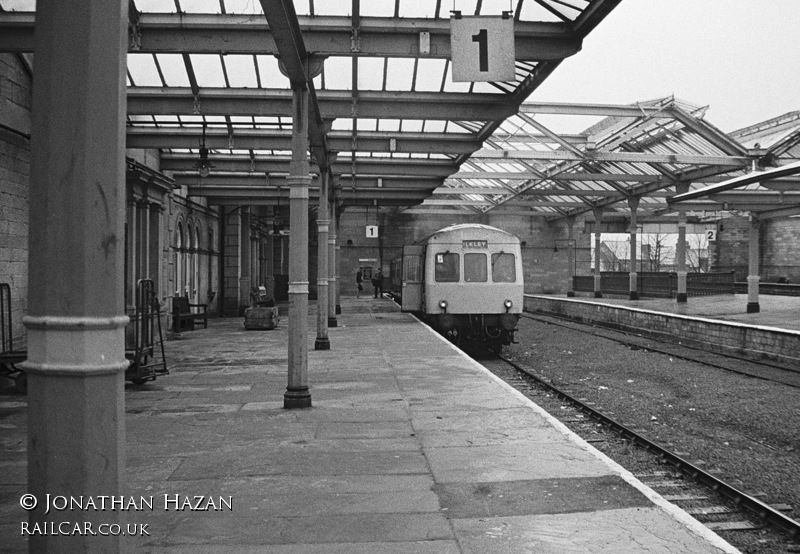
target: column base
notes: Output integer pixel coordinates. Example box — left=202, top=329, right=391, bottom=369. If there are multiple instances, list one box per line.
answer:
left=327, top=317, right=338, bottom=328
left=676, top=293, right=687, bottom=303
left=284, top=387, right=312, bottom=409
left=314, top=338, right=330, bottom=350
left=629, top=291, right=639, bottom=300
left=594, top=291, right=603, bottom=298
left=747, top=302, right=760, bottom=314
left=566, top=291, right=575, bottom=297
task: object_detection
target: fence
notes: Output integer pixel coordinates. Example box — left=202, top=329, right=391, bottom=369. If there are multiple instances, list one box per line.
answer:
left=572, top=271, right=735, bottom=298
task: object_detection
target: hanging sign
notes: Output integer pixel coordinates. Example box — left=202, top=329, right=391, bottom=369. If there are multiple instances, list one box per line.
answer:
left=450, top=15, right=515, bottom=82
left=366, top=225, right=379, bottom=238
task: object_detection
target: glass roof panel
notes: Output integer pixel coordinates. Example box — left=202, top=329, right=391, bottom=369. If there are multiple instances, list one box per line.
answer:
left=357, top=58, right=385, bottom=91
left=361, top=2, right=395, bottom=17
left=222, top=0, right=263, bottom=14
left=454, top=0, right=480, bottom=16
left=155, top=54, right=190, bottom=87
left=256, top=55, right=287, bottom=89
left=322, top=57, right=352, bottom=90
left=415, top=59, right=447, bottom=92
left=312, top=0, right=350, bottom=16
left=402, top=120, right=424, bottom=132
left=0, top=0, right=34, bottom=10
left=398, top=0, right=438, bottom=18
left=223, top=55, right=258, bottom=88
left=378, top=119, right=401, bottom=132
left=189, top=54, right=226, bottom=87
left=357, top=118, right=378, bottom=131
left=127, top=53, right=163, bottom=87
left=385, top=58, right=416, bottom=92
left=179, top=0, right=221, bottom=14
left=134, top=0, right=177, bottom=13
left=479, top=0, right=515, bottom=16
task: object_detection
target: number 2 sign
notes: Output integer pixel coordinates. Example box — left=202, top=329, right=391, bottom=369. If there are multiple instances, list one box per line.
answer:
left=450, top=16, right=515, bottom=82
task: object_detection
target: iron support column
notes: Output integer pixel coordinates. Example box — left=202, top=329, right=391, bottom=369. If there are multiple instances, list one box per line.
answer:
left=628, top=197, right=640, bottom=300
left=23, top=0, right=128, bottom=551
left=264, top=209, right=275, bottom=300
left=239, top=206, right=251, bottom=313
left=747, top=215, right=761, bottom=313
left=315, top=170, right=331, bottom=350
left=593, top=207, right=604, bottom=298
left=284, top=85, right=312, bottom=409
left=676, top=183, right=689, bottom=303
left=566, top=216, right=575, bottom=297
left=335, top=207, right=342, bottom=315
left=328, top=196, right=338, bottom=327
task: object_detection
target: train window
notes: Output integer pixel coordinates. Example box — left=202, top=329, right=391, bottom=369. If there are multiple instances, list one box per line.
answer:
left=464, top=253, right=487, bottom=282
left=491, top=253, right=516, bottom=282
left=434, top=252, right=460, bottom=282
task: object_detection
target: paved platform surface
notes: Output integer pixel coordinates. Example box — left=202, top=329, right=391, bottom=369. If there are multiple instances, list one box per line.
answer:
left=568, top=292, right=800, bottom=332
left=0, top=297, right=739, bottom=552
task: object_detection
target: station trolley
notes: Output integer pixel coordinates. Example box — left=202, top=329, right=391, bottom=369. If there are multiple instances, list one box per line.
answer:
left=0, top=279, right=168, bottom=392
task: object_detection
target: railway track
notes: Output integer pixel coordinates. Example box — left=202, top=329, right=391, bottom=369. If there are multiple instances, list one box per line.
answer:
left=478, top=347, right=800, bottom=552
left=521, top=312, right=800, bottom=389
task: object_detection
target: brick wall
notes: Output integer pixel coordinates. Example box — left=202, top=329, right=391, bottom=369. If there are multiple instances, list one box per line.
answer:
left=525, top=295, right=800, bottom=367
left=0, top=54, right=31, bottom=350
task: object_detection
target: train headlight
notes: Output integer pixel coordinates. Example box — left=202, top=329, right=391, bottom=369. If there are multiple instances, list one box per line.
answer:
left=438, top=299, right=448, bottom=312
left=503, top=299, right=513, bottom=312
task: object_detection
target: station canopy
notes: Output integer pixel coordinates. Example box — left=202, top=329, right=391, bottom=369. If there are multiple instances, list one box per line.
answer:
left=1, top=0, right=799, bottom=222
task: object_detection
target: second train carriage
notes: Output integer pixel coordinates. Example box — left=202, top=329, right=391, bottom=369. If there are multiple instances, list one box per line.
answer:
left=392, top=224, right=523, bottom=349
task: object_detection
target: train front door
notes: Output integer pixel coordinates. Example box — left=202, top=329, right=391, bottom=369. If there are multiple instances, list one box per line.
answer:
left=401, top=245, right=423, bottom=312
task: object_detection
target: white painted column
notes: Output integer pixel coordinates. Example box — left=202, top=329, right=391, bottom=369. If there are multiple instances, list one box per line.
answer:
left=23, top=1, right=128, bottom=552
left=285, top=85, right=312, bottom=409
left=592, top=207, right=604, bottom=298
left=328, top=197, right=338, bottom=327
left=675, top=183, right=689, bottom=303
left=315, top=170, right=330, bottom=350
left=747, top=215, right=761, bottom=313
left=628, top=196, right=640, bottom=300
left=566, top=216, right=575, bottom=297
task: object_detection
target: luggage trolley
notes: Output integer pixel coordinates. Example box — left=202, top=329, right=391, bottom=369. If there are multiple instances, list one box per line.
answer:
left=125, top=279, right=168, bottom=385
left=0, top=283, right=27, bottom=393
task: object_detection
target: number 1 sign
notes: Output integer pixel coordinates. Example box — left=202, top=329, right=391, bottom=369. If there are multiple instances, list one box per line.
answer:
left=450, top=16, right=515, bottom=83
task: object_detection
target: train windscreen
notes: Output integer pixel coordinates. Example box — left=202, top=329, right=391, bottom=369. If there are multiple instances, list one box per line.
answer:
left=491, top=253, right=516, bottom=282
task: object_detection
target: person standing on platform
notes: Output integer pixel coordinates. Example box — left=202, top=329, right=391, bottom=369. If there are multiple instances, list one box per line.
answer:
left=356, top=269, right=363, bottom=298
left=372, top=269, right=383, bottom=298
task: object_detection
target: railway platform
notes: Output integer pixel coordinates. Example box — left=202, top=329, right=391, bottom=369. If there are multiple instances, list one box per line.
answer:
left=527, top=293, right=800, bottom=369
left=0, top=296, right=738, bottom=553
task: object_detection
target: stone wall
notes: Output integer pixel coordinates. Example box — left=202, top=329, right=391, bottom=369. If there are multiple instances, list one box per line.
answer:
left=525, top=295, right=800, bottom=367
left=0, top=54, right=31, bottom=349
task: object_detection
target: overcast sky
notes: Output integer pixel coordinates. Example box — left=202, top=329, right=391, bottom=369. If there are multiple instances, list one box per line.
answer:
left=531, top=0, right=799, bottom=134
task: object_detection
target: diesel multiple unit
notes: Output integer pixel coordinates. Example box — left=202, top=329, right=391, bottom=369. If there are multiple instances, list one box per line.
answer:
left=391, top=224, right=523, bottom=350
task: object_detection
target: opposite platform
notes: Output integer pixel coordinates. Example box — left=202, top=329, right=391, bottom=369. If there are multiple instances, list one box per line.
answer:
left=0, top=297, right=738, bottom=552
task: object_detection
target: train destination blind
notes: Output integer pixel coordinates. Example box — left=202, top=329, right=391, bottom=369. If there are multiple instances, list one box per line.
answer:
left=463, top=240, right=488, bottom=248
left=450, top=15, right=515, bottom=82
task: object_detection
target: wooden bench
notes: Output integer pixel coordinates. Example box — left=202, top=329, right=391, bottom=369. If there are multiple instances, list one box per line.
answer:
left=171, top=296, right=208, bottom=332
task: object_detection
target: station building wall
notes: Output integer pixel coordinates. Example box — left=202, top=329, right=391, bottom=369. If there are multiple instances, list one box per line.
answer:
left=336, top=209, right=588, bottom=296
left=0, top=54, right=30, bottom=350
left=713, top=215, right=800, bottom=284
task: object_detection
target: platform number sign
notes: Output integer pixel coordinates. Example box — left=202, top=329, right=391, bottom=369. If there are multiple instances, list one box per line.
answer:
left=707, top=229, right=716, bottom=241
left=450, top=16, right=515, bottom=83
left=366, top=225, right=379, bottom=238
